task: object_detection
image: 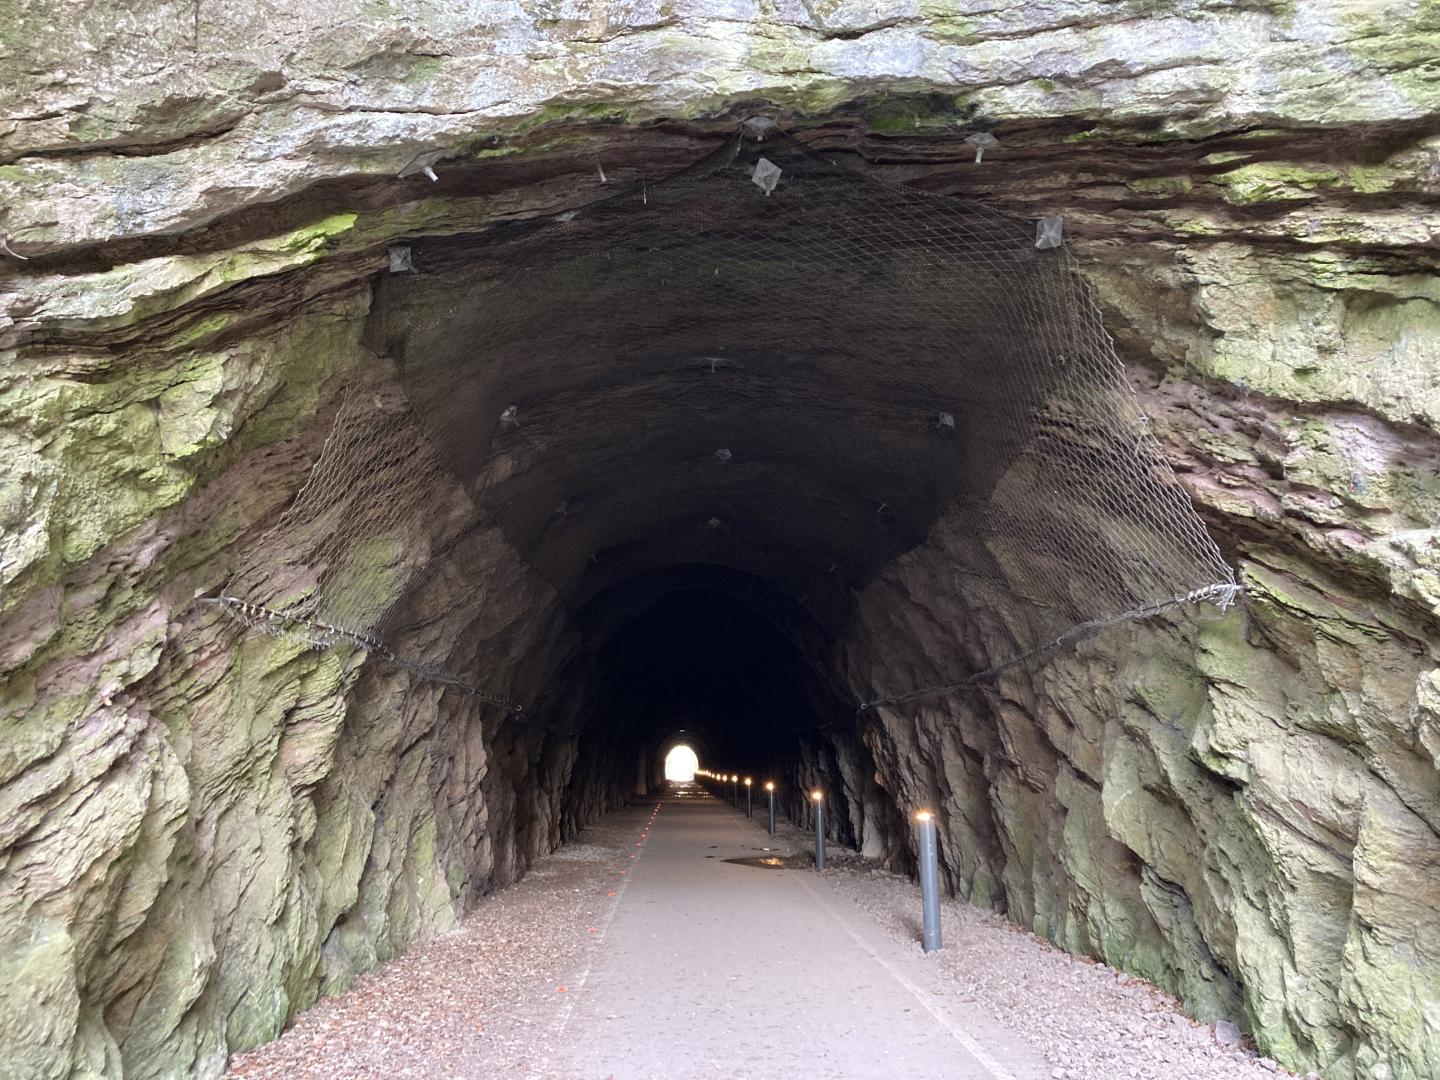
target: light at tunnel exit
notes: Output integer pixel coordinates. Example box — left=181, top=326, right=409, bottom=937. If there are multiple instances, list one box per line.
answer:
left=664, top=745, right=699, bottom=782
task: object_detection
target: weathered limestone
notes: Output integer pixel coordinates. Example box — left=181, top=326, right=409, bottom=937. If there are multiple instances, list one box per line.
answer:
left=4, top=0, right=1439, bottom=255
left=1, top=3, right=1437, bottom=1079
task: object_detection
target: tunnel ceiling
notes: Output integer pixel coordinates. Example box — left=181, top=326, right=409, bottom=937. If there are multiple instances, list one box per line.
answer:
left=215, top=128, right=1236, bottom=707
left=367, top=133, right=1006, bottom=611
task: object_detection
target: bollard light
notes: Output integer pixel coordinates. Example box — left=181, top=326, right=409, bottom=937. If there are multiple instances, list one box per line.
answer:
left=744, top=778, right=753, bottom=818
left=812, top=790, right=826, bottom=870
left=765, top=782, right=776, bottom=835
left=916, top=810, right=942, bottom=952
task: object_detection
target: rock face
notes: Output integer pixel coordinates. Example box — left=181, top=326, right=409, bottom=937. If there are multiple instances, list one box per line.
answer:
left=1, top=4, right=1437, bottom=1080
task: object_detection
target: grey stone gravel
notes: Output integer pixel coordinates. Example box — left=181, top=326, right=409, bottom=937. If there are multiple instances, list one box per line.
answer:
left=824, top=862, right=1292, bottom=1080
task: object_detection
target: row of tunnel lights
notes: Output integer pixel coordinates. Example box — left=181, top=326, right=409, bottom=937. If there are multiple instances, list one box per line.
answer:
left=695, top=769, right=789, bottom=798
left=693, top=767, right=943, bottom=950
left=693, top=768, right=937, bottom=823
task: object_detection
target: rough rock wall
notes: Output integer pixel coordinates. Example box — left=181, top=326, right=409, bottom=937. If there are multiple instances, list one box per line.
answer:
left=3, top=0, right=1436, bottom=254
left=2, top=2, right=1438, bottom=1079
left=0, top=271, right=585, bottom=1076
left=842, top=283, right=1440, bottom=1078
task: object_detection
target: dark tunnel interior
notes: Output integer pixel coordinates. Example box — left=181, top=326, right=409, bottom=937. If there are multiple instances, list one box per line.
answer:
left=568, top=566, right=854, bottom=811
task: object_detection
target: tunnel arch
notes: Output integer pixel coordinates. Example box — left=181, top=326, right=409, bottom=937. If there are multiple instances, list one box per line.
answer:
left=220, top=128, right=1234, bottom=715
left=201, top=127, right=1239, bottom=905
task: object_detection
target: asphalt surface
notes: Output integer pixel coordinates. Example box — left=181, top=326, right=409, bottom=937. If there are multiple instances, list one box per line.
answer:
left=546, top=784, right=1052, bottom=1080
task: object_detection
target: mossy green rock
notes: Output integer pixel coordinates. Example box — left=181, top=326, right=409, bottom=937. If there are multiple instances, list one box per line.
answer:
left=1, top=2, right=1438, bottom=1078
left=840, top=311, right=1438, bottom=1076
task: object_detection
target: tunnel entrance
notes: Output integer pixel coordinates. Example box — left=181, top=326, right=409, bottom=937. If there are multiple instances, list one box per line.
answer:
left=663, top=745, right=698, bottom=782
left=7, top=17, right=1434, bottom=1075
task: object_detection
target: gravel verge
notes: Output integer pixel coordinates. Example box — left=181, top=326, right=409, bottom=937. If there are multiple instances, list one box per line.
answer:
left=225, top=802, right=659, bottom=1080
left=821, top=855, right=1312, bottom=1080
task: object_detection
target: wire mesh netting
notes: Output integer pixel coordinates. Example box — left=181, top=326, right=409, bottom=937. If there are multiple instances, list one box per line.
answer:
left=212, top=384, right=524, bottom=710
left=214, top=127, right=1237, bottom=710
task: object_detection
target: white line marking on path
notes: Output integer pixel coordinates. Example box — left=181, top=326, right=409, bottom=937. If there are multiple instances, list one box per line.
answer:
left=795, top=869, right=1019, bottom=1080
left=532, top=801, right=661, bottom=1080
left=719, top=801, right=1016, bottom=1079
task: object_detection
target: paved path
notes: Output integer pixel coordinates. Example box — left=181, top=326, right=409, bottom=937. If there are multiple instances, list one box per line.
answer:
left=547, top=785, right=1052, bottom=1080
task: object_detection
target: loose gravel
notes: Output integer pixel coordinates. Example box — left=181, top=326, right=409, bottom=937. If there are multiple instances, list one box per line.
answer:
left=226, top=803, right=661, bottom=1080
left=823, top=854, right=1309, bottom=1080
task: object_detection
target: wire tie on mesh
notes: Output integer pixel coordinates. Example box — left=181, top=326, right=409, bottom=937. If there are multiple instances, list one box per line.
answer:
left=742, top=116, right=777, bottom=141
left=388, top=246, right=414, bottom=273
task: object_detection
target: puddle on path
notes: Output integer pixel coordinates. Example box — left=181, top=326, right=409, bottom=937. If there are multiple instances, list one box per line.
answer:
left=722, top=855, right=794, bottom=869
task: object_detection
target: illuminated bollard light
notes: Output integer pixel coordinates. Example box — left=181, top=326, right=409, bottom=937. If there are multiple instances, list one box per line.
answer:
left=731, top=774, right=739, bottom=807
left=745, top=777, right=753, bottom=818
left=812, top=790, right=826, bottom=870
left=766, top=781, right=776, bottom=835
left=916, top=810, right=942, bottom=953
